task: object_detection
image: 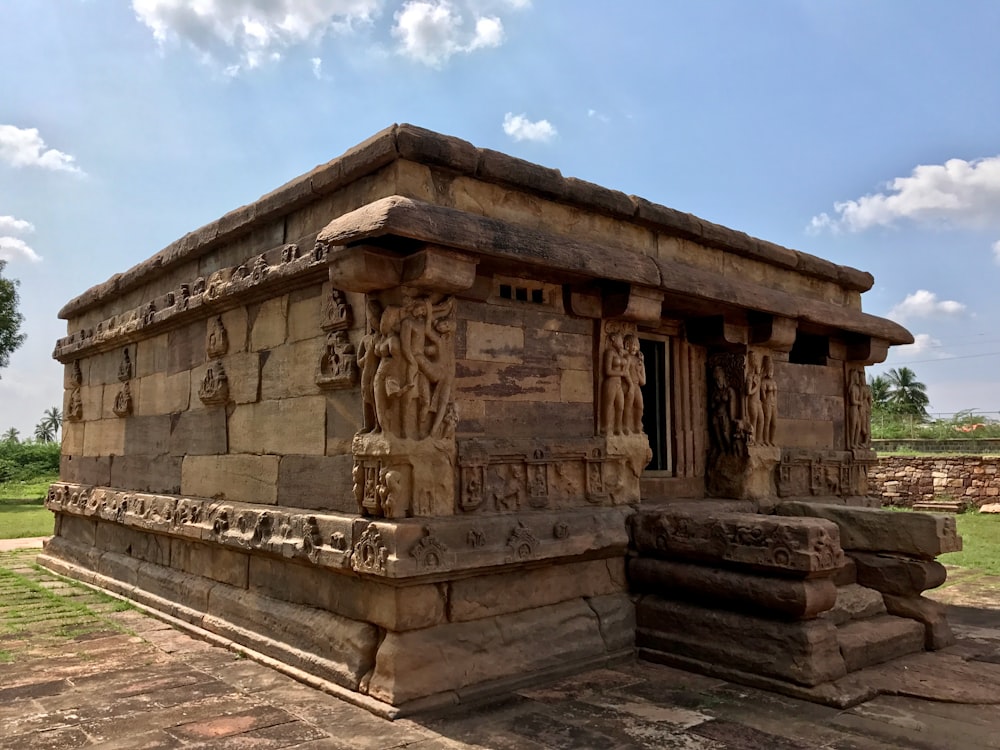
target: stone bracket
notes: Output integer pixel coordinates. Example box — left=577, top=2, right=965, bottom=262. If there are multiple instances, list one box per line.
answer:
left=567, top=282, right=664, bottom=324
left=749, top=312, right=797, bottom=351
left=327, top=244, right=477, bottom=294
left=686, top=315, right=749, bottom=348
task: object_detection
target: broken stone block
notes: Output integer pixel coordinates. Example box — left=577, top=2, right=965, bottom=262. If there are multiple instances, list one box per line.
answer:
left=836, top=615, right=925, bottom=672
left=882, top=594, right=956, bottom=650
left=848, top=551, right=948, bottom=596
left=818, top=583, right=886, bottom=626
left=776, top=501, right=962, bottom=559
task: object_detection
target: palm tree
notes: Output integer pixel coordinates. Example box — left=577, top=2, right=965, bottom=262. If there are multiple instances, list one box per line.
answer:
left=1, top=427, right=18, bottom=443
left=40, top=406, right=62, bottom=440
left=868, top=375, right=892, bottom=410
left=885, top=367, right=930, bottom=418
left=34, top=420, right=56, bottom=443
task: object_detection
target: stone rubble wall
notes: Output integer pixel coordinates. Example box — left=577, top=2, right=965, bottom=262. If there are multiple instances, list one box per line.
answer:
left=871, top=455, right=1000, bottom=509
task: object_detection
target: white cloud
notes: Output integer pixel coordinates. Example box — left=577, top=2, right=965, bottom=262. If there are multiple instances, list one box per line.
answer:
left=502, top=112, right=557, bottom=142
left=891, top=333, right=952, bottom=361
left=0, top=216, right=35, bottom=234
left=810, top=155, right=1000, bottom=233
left=888, top=289, right=966, bottom=323
left=0, top=236, right=42, bottom=263
left=132, top=0, right=380, bottom=73
left=0, top=125, right=83, bottom=174
left=392, top=1, right=504, bottom=67
left=311, top=56, right=323, bottom=78
left=992, top=239, right=1000, bottom=264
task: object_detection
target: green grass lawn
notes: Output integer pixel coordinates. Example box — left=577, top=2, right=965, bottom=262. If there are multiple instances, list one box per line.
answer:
left=0, top=474, right=57, bottom=539
left=940, top=512, right=1000, bottom=575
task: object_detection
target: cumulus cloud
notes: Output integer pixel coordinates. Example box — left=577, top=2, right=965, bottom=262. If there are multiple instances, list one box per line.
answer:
left=0, top=125, right=83, bottom=174
left=888, top=290, right=966, bottom=323
left=0, top=213, right=41, bottom=263
left=809, top=155, right=1000, bottom=234
left=892, top=333, right=952, bottom=360
left=0, top=216, right=35, bottom=234
left=311, top=56, right=323, bottom=78
left=502, top=112, right=557, bottom=143
left=392, top=0, right=504, bottom=67
left=0, top=237, right=42, bottom=263
left=132, top=0, right=380, bottom=73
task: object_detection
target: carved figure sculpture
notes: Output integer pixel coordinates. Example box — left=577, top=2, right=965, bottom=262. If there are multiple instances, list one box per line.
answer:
left=117, top=348, right=132, bottom=382
left=760, top=355, right=778, bottom=446
left=206, top=316, right=228, bottom=359
left=600, top=333, right=627, bottom=435
left=366, top=293, right=456, bottom=440
left=113, top=381, right=133, bottom=417
left=323, top=288, right=352, bottom=331
left=847, top=369, right=872, bottom=449
left=710, top=365, right=737, bottom=454
left=357, top=299, right=382, bottom=433
left=623, top=333, right=646, bottom=434
left=66, top=387, right=83, bottom=421
left=860, top=377, right=872, bottom=447
left=744, top=351, right=764, bottom=445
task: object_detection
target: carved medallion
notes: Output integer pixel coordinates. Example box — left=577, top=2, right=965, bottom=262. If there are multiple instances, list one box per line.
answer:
left=410, top=529, right=451, bottom=570
left=506, top=522, right=538, bottom=561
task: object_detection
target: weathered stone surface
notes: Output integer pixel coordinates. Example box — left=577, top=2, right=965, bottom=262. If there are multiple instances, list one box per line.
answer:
left=109, top=455, right=182, bottom=494
left=59, top=455, right=111, bottom=486
left=367, top=598, right=610, bottom=705
left=776, top=502, right=962, bottom=559
left=83, top=418, right=125, bottom=456
left=636, top=596, right=847, bottom=686
left=123, top=415, right=171, bottom=456
left=882, top=594, right=956, bottom=650
left=95, top=520, right=171, bottom=566
left=587, top=592, right=636, bottom=653
left=169, top=409, right=228, bottom=456
left=630, top=508, right=844, bottom=577
left=448, top=558, right=626, bottom=622
left=629, top=558, right=837, bottom=619
left=980, top=502, right=1000, bottom=514
left=848, top=551, right=948, bottom=596
left=276, top=454, right=356, bottom=512
left=181, top=455, right=280, bottom=504
left=171, top=537, right=249, bottom=588
left=247, top=556, right=445, bottom=631
left=819, top=583, right=886, bottom=626
left=229, top=397, right=326, bottom=456
left=836, top=615, right=925, bottom=672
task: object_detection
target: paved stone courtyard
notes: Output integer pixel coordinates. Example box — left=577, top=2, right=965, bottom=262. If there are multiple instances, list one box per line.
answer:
left=2, top=540, right=999, bottom=750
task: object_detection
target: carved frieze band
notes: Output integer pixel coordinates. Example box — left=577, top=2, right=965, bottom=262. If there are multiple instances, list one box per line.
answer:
left=46, top=482, right=630, bottom=579
left=53, top=242, right=319, bottom=362
left=777, top=450, right=877, bottom=498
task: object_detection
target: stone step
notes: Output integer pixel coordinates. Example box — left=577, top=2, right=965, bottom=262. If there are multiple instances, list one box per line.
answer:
left=911, top=502, right=963, bottom=513
left=837, top=614, right=925, bottom=672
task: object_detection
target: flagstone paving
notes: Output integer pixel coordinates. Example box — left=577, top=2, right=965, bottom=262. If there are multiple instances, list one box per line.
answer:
left=1, top=543, right=998, bottom=749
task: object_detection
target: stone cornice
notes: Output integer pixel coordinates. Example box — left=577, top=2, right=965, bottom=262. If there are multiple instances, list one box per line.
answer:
left=60, top=124, right=875, bottom=321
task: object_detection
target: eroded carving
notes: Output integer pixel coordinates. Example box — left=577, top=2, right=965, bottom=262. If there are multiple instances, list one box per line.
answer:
left=316, top=331, right=358, bottom=389
left=847, top=368, right=872, bottom=449
left=112, top=381, right=133, bottom=418
left=322, top=287, right=352, bottom=332
left=69, top=360, right=83, bottom=388
left=410, top=529, right=452, bottom=570
left=761, top=355, right=778, bottom=446
left=506, top=522, right=538, bottom=561
left=117, top=347, right=133, bottom=382
left=206, top=316, right=229, bottom=359
left=353, top=523, right=388, bottom=574
left=66, top=387, right=83, bottom=422
left=199, top=360, right=230, bottom=405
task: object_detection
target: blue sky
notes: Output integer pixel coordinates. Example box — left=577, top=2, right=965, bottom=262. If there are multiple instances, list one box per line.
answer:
left=3, top=0, right=1000, bottom=436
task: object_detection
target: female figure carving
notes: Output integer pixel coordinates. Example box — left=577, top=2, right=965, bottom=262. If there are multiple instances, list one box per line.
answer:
left=760, top=355, right=777, bottom=446
left=710, top=365, right=736, bottom=454
left=623, top=334, right=646, bottom=434
left=372, top=305, right=414, bottom=437
left=357, top=299, right=382, bottom=433
left=600, top=333, right=627, bottom=436
left=744, top=351, right=764, bottom=445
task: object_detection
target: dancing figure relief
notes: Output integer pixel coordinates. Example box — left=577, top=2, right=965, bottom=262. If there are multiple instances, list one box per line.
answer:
left=360, top=293, right=456, bottom=441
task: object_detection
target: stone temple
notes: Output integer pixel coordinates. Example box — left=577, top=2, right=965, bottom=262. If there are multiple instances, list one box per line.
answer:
left=41, top=125, right=961, bottom=716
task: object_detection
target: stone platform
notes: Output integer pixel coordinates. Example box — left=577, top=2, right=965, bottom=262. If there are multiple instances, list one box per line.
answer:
left=3, top=543, right=1000, bottom=750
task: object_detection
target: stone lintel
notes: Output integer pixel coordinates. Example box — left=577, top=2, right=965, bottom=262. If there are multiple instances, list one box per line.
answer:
left=630, top=508, right=845, bottom=578
left=45, top=482, right=630, bottom=582
left=775, top=502, right=963, bottom=559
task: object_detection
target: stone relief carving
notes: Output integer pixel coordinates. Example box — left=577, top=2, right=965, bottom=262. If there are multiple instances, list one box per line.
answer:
left=206, top=316, right=229, bottom=359
left=117, top=347, right=133, bottom=382
left=362, top=293, right=456, bottom=440
left=847, top=368, right=872, bottom=449
left=69, top=360, right=83, bottom=388
left=410, top=529, right=452, bottom=570
left=709, top=356, right=741, bottom=456
left=321, top=287, right=352, bottom=332
left=352, top=523, right=388, bottom=574
left=199, top=360, right=230, bottom=406
left=778, top=450, right=875, bottom=498
left=66, top=388, right=83, bottom=422
left=599, top=322, right=646, bottom=436
left=280, top=243, right=300, bottom=263
left=112, top=381, right=133, bottom=418
left=760, top=355, right=778, bottom=447
left=316, top=331, right=358, bottom=389
left=506, top=522, right=539, bottom=561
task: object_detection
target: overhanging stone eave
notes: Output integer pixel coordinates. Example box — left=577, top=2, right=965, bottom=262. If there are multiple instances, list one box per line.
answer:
left=316, top=195, right=912, bottom=348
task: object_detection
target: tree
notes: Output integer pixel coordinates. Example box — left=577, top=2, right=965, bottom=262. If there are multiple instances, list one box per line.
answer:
left=0, top=260, right=26, bottom=376
left=40, top=406, right=62, bottom=441
left=868, top=375, right=892, bottom=410
left=1, top=427, right=18, bottom=443
left=33, top=420, right=56, bottom=443
left=885, top=367, right=930, bottom=418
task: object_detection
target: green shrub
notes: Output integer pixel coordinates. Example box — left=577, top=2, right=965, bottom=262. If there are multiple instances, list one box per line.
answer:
left=0, top=442, right=60, bottom=483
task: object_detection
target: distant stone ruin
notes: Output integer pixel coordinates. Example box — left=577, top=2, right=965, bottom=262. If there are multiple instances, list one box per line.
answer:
left=40, top=125, right=961, bottom=715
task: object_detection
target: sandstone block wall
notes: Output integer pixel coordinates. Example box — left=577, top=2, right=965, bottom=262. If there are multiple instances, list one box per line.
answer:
left=872, top=455, right=1000, bottom=508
